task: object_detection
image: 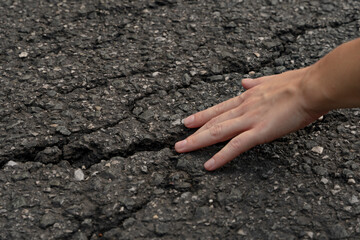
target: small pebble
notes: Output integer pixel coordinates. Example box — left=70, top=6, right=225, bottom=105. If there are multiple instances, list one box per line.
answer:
left=171, top=119, right=181, bottom=126
left=74, top=169, right=85, bottom=181
left=348, top=178, right=356, bottom=184
left=19, top=52, right=28, bottom=58
left=5, top=161, right=18, bottom=167
left=237, top=229, right=246, bottom=235
left=140, top=165, right=148, bottom=173
left=311, top=146, right=324, bottom=154
left=152, top=72, right=160, bottom=77
left=56, top=126, right=71, bottom=136
left=349, top=195, right=359, bottom=205
left=306, top=231, right=314, bottom=239
left=320, top=177, right=329, bottom=184
left=331, top=185, right=341, bottom=195
left=331, top=189, right=340, bottom=195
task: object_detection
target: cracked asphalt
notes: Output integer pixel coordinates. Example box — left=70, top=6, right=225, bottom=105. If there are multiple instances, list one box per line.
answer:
left=0, top=0, right=360, bottom=239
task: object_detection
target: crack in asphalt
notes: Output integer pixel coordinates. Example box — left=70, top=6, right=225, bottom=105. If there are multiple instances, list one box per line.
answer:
left=2, top=13, right=358, bottom=170
left=278, top=14, right=360, bottom=45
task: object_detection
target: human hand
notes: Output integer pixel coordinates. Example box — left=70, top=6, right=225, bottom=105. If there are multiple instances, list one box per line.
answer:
left=175, top=67, right=327, bottom=171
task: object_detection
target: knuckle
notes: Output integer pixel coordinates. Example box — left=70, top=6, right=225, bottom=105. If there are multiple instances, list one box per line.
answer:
left=236, top=94, right=244, bottom=104
left=205, top=118, right=217, bottom=129
left=186, top=136, right=195, bottom=146
left=230, top=106, right=242, bottom=116
left=194, top=112, right=203, bottom=123
left=237, top=102, right=250, bottom=114
left=241, top=89, right=254, bottom=100
left=229, top=137, right=243, bottom=150
left=209, top=124, right=223, bottom=138
left=213, top=104, right=223, bottom=115
left=255, top=125, right=268, bottom=144
left=251, top=134, right=261, bottom=146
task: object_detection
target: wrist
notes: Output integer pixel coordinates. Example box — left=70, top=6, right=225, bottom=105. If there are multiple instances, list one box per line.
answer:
left=299, top=64, right=333, bottom=116
left=301, top=39, right=360, bottom=111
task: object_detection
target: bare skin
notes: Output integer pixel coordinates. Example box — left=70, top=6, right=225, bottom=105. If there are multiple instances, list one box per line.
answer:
left=175, top=38, right=360, bottom=171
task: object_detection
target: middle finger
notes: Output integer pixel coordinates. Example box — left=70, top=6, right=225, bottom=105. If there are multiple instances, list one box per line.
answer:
left=193, top=102, right=247, bottom=136
left=175, top=116, right=251, bottom=153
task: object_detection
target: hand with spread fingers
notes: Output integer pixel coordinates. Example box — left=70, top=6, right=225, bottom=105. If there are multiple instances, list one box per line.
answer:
left=175, top=68, right=326, bottom=171
left=175, top=38, right=360, bottom=171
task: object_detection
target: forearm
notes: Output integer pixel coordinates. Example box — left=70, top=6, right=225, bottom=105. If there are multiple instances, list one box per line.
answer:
left=302, top=38, right=360, bottom=113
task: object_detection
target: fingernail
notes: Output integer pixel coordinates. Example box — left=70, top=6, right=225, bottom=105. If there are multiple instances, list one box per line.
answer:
left=204, top=158, right=215, bottom=170
left=175, top=139, right=187, bottom=150
left=182, top=115, right=194, bottom=126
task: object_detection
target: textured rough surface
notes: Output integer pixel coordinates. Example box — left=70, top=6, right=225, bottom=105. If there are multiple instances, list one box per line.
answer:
left=0, top=0, right=360, bottom=239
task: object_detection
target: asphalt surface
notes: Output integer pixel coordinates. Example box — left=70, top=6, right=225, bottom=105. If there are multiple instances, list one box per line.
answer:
left=0, top=0, right=360, bottom=239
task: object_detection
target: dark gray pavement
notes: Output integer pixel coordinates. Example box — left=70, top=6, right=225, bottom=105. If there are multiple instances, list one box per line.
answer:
left=0, top=0, right=360, bottom=239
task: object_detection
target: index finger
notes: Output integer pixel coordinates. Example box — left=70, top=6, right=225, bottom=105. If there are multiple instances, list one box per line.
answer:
left=183, top=95, right=244, bottom=128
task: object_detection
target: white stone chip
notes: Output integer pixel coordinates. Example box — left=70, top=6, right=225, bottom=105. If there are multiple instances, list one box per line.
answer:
left=152, top=72, right=160, bottom=77
left=171, top=119, right=181, bottom=126
left=320, top=177, right=329, bottom=184
left=74, top=168, right=85, bottom=181
left=5, top=160, right=18, bottom=167
left=311, top=146, right=324, bottom=154
left=306, top=231, right=314, bottom=239
left=348, top=178, right=356, bottom=184
left=237, top=229, right=246, bottom=235
left=19, top=52, right=28, bottom=58
left=350, top=195, right=359, bottom=204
